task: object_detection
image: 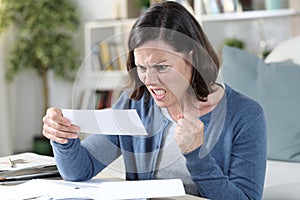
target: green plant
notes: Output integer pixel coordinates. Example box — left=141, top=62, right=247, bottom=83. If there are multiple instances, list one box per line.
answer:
left=260, top=48, right=272, bottom=59
left=0, top=0, right=80, bottom=114
left=134, top=0, right=150, bottom=9
left=223, top=38, right=245, bottom=49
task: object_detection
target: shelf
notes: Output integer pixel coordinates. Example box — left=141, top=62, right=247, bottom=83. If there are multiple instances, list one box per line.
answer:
left=84, top=70, right=128, bottom=91
left=85, top=18, right=136, bottom=30
left=198, top=9, right=300, bottom=22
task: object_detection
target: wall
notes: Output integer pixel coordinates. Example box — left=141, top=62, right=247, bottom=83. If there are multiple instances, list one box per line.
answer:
left=0, top=29, right=14, bottom=156
left=203, top=17, right=296, bottom=57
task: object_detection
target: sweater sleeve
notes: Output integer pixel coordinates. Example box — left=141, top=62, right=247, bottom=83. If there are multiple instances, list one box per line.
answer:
left=51, top=135, right=121, bottom=181
left=51, top=138, right=99, bottom=181
left=51, top=91, right=131, bottom=181
left=185, top=112, right=267, bottom=200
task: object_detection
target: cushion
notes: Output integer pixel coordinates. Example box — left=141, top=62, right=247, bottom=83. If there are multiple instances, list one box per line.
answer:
left=221, top=46, right=300, bottom=162
left=265, top=35, right=300, bottom=65
left=220, top=46, right=261, bottom=101
left=257, top=60, right=300, bottom=162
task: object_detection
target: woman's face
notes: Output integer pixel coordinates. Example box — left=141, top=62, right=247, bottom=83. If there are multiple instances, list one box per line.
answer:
left=134, top=40, right=193, bottom=108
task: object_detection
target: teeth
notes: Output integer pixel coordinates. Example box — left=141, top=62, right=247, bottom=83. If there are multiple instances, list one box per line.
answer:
left=153, top=89, right=165, bottom=95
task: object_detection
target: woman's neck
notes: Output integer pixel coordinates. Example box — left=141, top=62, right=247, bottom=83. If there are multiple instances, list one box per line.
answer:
left=167, top=84, right=225, bottom=122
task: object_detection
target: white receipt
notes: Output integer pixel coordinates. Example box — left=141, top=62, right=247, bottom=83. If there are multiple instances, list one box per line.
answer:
left=62, top=109, right=148, bottom=135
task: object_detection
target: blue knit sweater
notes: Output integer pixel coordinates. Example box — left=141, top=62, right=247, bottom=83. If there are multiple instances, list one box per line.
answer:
left=51, top=85, right=267, bottom=200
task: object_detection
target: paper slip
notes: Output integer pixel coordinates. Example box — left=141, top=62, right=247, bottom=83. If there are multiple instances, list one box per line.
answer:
left=0, top=178, right=186, bottom=200
left=62, top=109, right=148, bottom=135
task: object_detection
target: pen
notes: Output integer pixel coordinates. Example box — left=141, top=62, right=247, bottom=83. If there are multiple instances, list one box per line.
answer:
left=8, top=157, right=15, bottom=168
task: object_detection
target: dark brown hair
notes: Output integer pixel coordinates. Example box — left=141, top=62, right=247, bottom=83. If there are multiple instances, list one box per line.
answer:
left=127, top=1, right=220, bottom=102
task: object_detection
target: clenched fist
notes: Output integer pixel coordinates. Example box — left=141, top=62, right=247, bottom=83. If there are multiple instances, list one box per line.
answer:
left=174, top=113, right=204, bottom=154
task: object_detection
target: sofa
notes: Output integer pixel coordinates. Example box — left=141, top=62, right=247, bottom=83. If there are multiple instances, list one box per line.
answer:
left=220, top=36, right=300, bottom=199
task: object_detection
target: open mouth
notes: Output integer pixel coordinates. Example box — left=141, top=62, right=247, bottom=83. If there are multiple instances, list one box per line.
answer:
left=152, top=89, right=166, bottom=96
left=148, top=87, right=167, bottom=99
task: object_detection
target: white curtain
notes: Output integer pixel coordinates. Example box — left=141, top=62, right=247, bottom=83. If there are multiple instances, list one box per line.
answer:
left=0, top=30, right=14, bottom=156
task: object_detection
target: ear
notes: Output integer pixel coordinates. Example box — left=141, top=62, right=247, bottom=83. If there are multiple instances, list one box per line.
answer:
left=185, top=49, right=194, bottom=66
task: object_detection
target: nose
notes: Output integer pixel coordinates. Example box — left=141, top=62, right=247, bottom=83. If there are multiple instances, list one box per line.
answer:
left=144, top=68, right=158, bottom=85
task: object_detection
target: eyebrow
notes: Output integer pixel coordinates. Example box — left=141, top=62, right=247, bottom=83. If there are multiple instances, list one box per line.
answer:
left=135, top=60, right=168, bottom=67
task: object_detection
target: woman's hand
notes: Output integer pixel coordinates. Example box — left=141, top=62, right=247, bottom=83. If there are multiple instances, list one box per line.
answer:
left=174, top=113, right=204, bottom=154
left=42, top=107, right=80, bottom=144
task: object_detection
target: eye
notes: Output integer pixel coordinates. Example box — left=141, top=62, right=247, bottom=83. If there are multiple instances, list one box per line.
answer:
left=155, top=65, right=170, bottom=72
left=137, top=65, right=147, bottom=73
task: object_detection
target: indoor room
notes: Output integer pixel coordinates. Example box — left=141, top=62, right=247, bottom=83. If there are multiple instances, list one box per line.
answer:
left=0, top=0, right=300, bottom=199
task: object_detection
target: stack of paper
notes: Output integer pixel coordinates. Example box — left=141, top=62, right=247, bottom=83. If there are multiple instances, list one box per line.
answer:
left=0, top=178, right=186, bottom=199
left=0, top=152, right=60, bottom=185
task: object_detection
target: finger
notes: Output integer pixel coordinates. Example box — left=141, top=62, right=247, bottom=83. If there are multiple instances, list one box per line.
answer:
left=43, top=128, right=69, bottom=144
left=173, top=127, right=195, bottom=153
left=43, top=108, right=80, bottom=132
left=176, top=116, right=204, bottom=136
left=177, top=117, right=193, bottom=129
left=181, top=112, right=203, bottom=128
left=43, top=123, right=79, bottom=138
left=45, top=116, right=80, bottom=133
left=46, top=108, right=71, bottom=127
left=43, top=124, right=78, bottom=143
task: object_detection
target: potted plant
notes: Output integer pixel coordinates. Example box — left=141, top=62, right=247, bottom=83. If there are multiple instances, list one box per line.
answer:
left=0, top=0, right=80, bottom=115
left=0, top=0, right=80, bottom=155
left=134, top=0, right=150, bottom=11
left=223, top=37, right=245, bottom=49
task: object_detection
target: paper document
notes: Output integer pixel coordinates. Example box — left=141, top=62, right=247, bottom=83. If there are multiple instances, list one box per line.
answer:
left=0, top=152, right=56, bottom=171
left=62, top=109, right=148, bottom=135
left=0, top=153, right=60, bottom=185
left=0, top=178, right=186, bottom=200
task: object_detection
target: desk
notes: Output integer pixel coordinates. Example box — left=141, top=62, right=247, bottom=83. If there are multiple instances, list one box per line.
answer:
left=152, top=195, right=206, bottom=200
